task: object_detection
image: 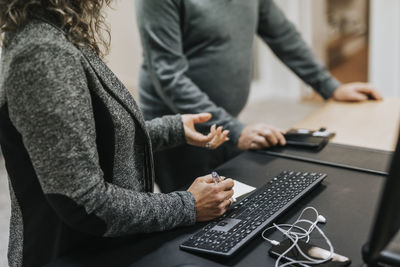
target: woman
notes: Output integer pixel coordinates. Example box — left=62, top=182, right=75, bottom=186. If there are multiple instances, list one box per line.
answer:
left=0, top=1, right=234, bottom=266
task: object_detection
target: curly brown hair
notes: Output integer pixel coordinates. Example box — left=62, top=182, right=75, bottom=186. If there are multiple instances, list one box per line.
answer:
left=0, top=0, right=112, bottom=57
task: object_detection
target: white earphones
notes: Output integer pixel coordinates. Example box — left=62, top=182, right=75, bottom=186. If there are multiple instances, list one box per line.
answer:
left=317, top=214, right=327, bottom=224
left=261, top=207, right=334, bottom=267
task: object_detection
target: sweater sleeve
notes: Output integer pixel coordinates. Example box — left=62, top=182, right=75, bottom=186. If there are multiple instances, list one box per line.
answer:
left=5, top=42, right=196, bottom=237
left=145, top=114, right=186, bottom=152
left=135, top=0, right=245, bottom=143
left=258, top=0, right=341, bottom=99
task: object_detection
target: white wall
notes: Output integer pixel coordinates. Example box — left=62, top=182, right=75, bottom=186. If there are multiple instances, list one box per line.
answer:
left=369, top=0, right=400, bottom=97
left=104, top=0, right=142, bottom=97
left=311, top=0, right=329, bottom=64
left=249, top=0, right=314, bottom=103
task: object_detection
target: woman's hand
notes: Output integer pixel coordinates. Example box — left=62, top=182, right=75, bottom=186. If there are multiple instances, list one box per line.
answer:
left=187, top=175, right=234, bottom=221
left=182, top=113, right=229, bottom=150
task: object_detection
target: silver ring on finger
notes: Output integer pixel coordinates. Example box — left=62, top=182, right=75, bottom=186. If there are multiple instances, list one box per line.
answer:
left=229, top=198, right=233, bottom=206
left=205, top=142, right=212, bottom=149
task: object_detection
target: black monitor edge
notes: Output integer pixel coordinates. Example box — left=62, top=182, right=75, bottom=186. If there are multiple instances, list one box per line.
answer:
left=362, top=128, right=400, bottom=266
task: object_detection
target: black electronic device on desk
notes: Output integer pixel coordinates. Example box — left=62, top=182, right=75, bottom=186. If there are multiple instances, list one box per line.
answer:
left=180, top=171, right=327, bottom=257
left=284, top=128, right=335, bottom=151
left=362, top=129, right=400, bottom=266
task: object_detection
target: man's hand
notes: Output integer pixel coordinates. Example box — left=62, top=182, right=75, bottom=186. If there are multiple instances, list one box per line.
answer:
left=187, top=175, right=234, bottom=222
left=182, top=113, right=229, bottom=150
left=238, top=123, right=286, bottom=150
left=332, top=83, right=383, bottom=102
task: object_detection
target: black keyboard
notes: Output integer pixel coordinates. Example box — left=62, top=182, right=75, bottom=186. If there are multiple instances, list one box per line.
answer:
left=180, top=171, right=327, bottom=257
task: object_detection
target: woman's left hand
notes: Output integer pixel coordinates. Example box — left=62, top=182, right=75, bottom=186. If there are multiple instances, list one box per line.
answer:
left=182, top=113, right=229, bottom=150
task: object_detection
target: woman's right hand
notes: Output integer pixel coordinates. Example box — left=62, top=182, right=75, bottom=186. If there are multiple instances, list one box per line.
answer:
left=187, top=175, right=234, bottom=222
left=182, top=113, right=230, bottom=150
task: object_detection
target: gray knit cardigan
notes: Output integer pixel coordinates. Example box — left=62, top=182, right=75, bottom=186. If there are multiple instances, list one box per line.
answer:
left=0, top=19, right=196, bottom=267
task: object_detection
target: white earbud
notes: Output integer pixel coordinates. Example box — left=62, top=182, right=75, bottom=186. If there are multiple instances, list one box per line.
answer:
left=317, top=215, right=327, bottom=224
left=270, top=240, right=280, bottom=246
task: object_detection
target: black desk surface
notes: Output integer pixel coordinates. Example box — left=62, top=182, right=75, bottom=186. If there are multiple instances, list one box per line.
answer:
left=48, top=150, right=388, bottom=267
left=262, top=143, right=392, bottom=175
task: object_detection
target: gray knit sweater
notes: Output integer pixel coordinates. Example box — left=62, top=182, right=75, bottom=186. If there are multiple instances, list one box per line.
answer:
left=0, top=19, right=196, bottom=267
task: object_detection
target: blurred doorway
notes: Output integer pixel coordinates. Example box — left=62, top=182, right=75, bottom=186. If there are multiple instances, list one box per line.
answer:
left=324, top=0, right=370, bottom=83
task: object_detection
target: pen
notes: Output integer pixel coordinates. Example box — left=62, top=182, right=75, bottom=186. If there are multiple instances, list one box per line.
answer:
left=211, top=171, right=236, bottom=203
left=212, top=171, right=222, bottom=184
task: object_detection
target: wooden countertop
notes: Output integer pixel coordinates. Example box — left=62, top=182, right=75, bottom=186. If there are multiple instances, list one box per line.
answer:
left=293, top=99, right=400, bottom=151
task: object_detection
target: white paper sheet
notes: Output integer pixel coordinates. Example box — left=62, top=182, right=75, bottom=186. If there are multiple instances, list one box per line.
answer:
left=232, top=180, right=256, bottom=200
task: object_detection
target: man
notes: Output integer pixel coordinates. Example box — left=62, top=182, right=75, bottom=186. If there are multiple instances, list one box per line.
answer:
left=135, top=0, right=382, bottom=192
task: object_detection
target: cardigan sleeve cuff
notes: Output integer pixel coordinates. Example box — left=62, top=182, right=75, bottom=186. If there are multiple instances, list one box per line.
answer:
left=177, top=191, right=197, bottom=226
